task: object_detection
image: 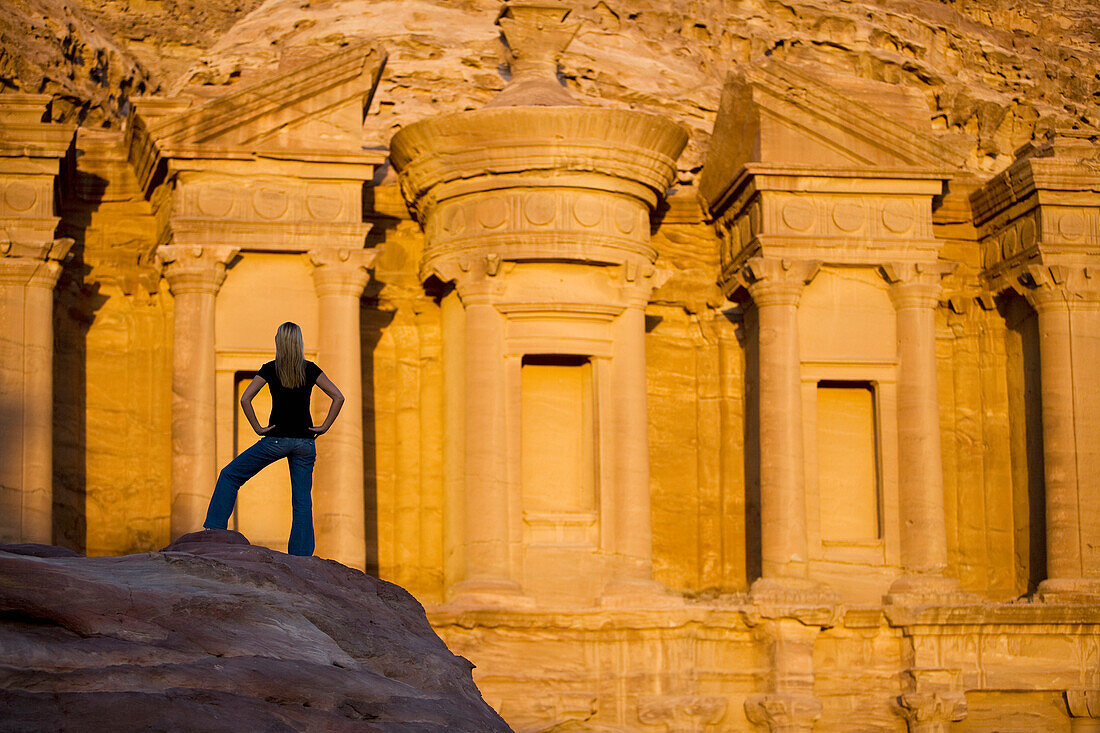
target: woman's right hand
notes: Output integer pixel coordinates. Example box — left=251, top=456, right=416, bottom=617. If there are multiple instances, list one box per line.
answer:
left=256, top=425, right=275, bottom=436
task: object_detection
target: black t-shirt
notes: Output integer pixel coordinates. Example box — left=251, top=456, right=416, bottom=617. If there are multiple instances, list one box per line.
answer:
left=257, top=360, right=323, bottom=439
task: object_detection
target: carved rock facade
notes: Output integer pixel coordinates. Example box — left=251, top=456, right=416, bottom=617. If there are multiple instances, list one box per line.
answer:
left=2, top=1, right=1100, bottom=730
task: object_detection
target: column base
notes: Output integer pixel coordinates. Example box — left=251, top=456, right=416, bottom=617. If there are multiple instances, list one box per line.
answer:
left=600, top=578, right=684, bottom=609
left=886, top=573, right=970, bottom=604
left=1037, top=577, right=1100, bottom=602
left=444, top=579, right=535, bottom=611
left=747, top=576, right=839, bottom=625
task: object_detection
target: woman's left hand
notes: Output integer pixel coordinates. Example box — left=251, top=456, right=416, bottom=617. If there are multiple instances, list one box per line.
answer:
left=308, top=425, right=327, bottom=435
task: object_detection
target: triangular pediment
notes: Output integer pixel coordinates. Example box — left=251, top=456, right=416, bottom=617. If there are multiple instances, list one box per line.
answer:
left=700, top=59, right=961, bottom=211
left=129, top=41, right=386, bottom=189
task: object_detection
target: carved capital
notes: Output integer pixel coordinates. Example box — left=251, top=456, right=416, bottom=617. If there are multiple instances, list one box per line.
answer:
left=744, top=692, right=822, bottom=731
left=0, top=237, right=72, bottom=289
left=308, top=247, right=378, bottom=297
left=880, top=261, right=955, bottom=309
left=157, top=245, right=239, bottom=296
left=1066, top=689, right=1100, bottom=720
left=894, top=669, right=967, bottom=732
left=619, top=260, right=671, bottom=307
left=423, top=255, right=499, bottom=304
left=1012, top=263, right=1100, bottom=311
left=638, top=694, right=728, bottom=730
left=737, top=257, right=820, bottom=307
left=895, top=690, right=967, bottom=732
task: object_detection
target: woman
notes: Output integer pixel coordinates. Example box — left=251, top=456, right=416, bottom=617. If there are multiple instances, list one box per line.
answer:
left=203, top=322, right=344, bottom=556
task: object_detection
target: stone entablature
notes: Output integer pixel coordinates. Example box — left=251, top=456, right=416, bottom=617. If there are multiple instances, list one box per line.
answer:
left=391, top=106, right=684, bottom=272
left=971, top=129, right=1100, bottom=289
left=712, top=167, right=947, bottom=288
left=0, top=95, right=74, bottom=259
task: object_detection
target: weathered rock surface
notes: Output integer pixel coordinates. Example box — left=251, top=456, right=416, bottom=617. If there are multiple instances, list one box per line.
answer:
left=2, top=0, right=1098, bottom=174
left=0, top=530, right=511, bottom=732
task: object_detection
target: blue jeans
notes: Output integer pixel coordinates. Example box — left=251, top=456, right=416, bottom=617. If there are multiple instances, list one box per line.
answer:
left=203, top=436, right=317, bottom=556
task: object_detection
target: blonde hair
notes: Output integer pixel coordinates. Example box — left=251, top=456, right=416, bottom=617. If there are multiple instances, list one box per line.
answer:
left=275, top=322, right=306, bottom=388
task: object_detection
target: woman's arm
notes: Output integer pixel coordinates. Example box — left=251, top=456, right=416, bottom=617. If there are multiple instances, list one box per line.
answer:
left=309, top=372, right=344, bottom=435
left=240, top=375, right=274, bottom=435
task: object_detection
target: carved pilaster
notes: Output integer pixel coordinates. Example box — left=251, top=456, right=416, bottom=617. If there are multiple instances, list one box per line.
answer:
left=307, top=246, right=377, bottom=570
left=0, top=237, right=73, bottom=545
left=158, top=244, right=239, bottom=540
left=744, top=617, right=826, bottom=733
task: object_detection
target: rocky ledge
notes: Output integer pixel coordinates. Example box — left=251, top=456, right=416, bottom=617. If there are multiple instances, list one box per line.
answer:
left=0, top=530, right=511, bottom=732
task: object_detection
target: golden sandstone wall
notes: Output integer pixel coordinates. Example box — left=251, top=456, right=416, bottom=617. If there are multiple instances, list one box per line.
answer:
left=3, top=0, right=1100, bottom=730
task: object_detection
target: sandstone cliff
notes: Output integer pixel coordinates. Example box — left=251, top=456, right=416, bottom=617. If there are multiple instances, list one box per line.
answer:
left=0, top=531, right=511, bottom=732
left=1, top=0, right=1097, bottom=176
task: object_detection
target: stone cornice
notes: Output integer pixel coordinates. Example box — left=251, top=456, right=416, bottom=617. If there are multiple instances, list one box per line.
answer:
left=127, top=42, right=387, bottom=195
left=974, top=133, right=1100, bottom=294
left=971, top=131, right=1100, bottom=229
left=0, top=95, right=75, bottom=167
left=391, top=106, right=688, bottom=215
left=714, top=172, right=945, bottom=286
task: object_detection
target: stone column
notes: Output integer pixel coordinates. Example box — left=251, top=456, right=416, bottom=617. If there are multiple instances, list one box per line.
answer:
left=309, top=248, right=374, bottom=571
left=884, top=263, right=956, bottom=594
left=0, top=239, right=71, bottom=544
left=1024, top=266, right=1100, bottom=595
left=606, top=267, right=667, bottom=592
left=159, top=244, right=238, bottom=540
left=741, top=257, right=819, bottom=581
left=453, top=278, right=520, bottom=598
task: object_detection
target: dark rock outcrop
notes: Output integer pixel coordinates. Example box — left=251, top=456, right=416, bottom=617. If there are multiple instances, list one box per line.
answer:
left=0, top=530, right=511, bottom=732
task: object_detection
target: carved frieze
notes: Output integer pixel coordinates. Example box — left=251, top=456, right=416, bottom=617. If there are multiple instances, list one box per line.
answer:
left=173, top=175, right=359, bottom=226
left=156, top=173, right=371, bottom=252
left=0, top=177, right=50, bottom=218
left=424, top=188, right=651, bottom=264
left=712, top=182, right=946, bottom=286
